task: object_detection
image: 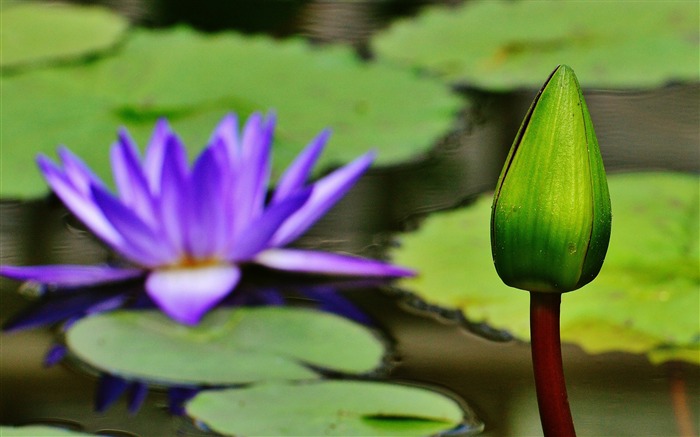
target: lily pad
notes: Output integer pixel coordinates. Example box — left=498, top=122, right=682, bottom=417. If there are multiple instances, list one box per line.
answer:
left=392, top=173, right=700, bottom=364
left=186, top=380, right=477, bottom=436
left=0, top=426, right=96, bottom=436
left=66, top=307, right=386, bottom=385
left=372, top=0, right=700, bottom=90
left=1, top=2, right=128, bottom=71
left=0, top=27, right=462, bottom=198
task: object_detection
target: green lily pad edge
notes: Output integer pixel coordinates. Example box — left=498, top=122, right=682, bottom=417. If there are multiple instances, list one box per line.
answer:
left=392, top=172, right=700, bottom=365
left=186, top=380, right=481, bottom=437
left=66, top=306, right=387, bottom=386
left=1, top=2, right=129, bottom=71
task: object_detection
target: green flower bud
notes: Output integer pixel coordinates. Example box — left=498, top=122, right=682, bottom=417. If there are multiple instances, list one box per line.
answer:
left=491, top=65, right=612, bottom=293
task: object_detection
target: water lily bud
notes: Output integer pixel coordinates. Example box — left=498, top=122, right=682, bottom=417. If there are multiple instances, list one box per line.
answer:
left=491, top=65, right=611, bottom=293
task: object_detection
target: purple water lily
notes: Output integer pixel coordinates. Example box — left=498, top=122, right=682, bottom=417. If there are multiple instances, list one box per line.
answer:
left=1, top=112, right=413, bottom=325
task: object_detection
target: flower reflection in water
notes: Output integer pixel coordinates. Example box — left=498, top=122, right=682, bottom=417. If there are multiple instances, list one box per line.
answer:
left=4, top=276, right=386, bottom=414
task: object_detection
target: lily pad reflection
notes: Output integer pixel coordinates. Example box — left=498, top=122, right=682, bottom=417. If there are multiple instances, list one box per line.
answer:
left=66, top=307, right=386, bottom=385
left=186, top=380, right=479, bottom=436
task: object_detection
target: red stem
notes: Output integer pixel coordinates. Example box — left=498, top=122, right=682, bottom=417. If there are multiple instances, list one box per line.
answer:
left=668, top=361, right=697, bottom=437
left=530, top=291, right=576, bottom=437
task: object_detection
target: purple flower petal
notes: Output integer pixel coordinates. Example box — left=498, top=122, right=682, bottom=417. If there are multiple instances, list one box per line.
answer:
left=229, top=188, right=311, bottom=261
left=254, top=248, right=416, bottom=277
left=85, top=294, right=130, bottom=315
left=43, top=344, right=68, bottom=367
left=271, top=129, right=330, bottom=204
left=186, top=146, right=227, bottom=259
left=168, top=387, right=200, bottom=415
left=96, top=374, right=129, bottom=412
left=211, top=113, right=240, bottom=166
left=233, top=113, right=274, bottom=230
left=37, top=155, right=121, bottom=246
left=145, top=264, right=241, bottom=325
left=301, top=287, right=374, bottom=326
left=143, top=119, right=173, bottom=193
left=91, top=185, right=178, bottom=267
left=271, top=151, right=375, bottom=246
left=25, top=113, right=402, bottom=328
left=111, top=129, right=157, bottom=225
left=2, top=286, right=130, bottom=332
left=57, top=146, right=106, bottom=194
left=210, top=139, right=239, bottom=242
left=128, top=382, right=149, bottom=414
left=0, top=265, right=144, bottom=287
left=156, top=136, right=190, bottom=256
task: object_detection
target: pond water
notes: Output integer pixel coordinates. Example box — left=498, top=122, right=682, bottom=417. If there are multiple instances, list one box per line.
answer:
left=2, top=1, right=699, bottom=436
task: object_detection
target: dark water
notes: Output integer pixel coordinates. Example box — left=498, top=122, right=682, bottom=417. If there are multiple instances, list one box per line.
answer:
left=2, top=1, right=699, bottom=436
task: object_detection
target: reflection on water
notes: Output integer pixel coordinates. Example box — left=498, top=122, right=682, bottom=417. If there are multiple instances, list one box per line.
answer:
left=2, top=0, right=699, bottom=435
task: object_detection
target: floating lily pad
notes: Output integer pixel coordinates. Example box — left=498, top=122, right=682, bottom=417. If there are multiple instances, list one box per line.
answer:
left=0, top=426, right=96, bottom=436
left=0, top=27, right=462, bottom=198
left=66, top=307, right=385, bottom=385
left=186, top=380, right=477, bottom=436
left=393, top=173, right=700, bottom=364
left=373, top=0, right=700, bottom=90
left=1, top=2, right=128, bottom=71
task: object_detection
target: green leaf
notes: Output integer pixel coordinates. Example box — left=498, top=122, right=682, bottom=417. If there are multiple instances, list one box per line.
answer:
left=66, top=307, right=386, bottom=385
left=372, top=0, right=700, bottom=90
left=186, top=381, right=477, bottom=436
left=392, top=173, right=700, bottom=364
left=1, top=2, right=128, bottom=71
left=0, top=426, right=97, bottom=436
left=0, top=27, right=462, bottom=198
